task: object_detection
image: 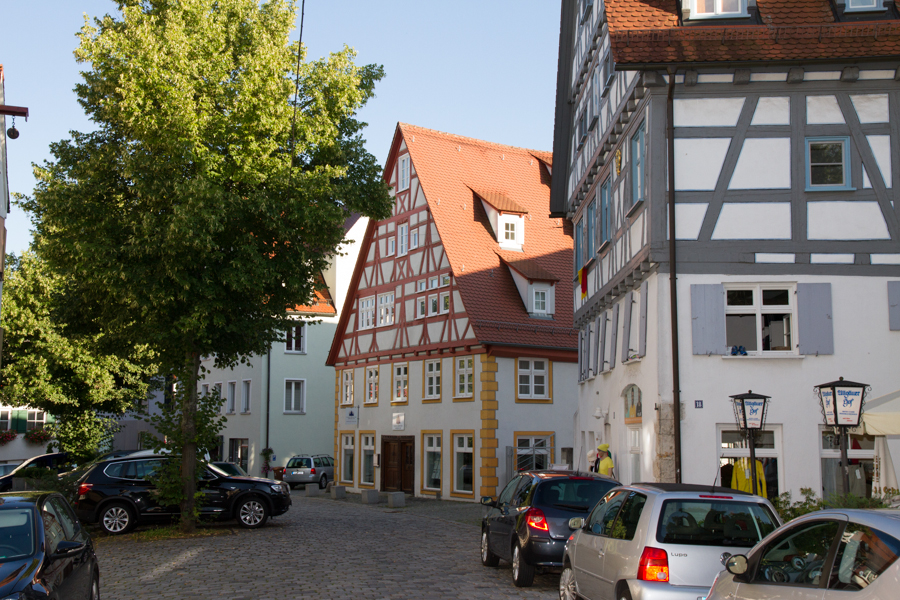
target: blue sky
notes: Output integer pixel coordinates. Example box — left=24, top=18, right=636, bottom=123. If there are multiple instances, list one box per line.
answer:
left=0, top=0, right=560, bottom=256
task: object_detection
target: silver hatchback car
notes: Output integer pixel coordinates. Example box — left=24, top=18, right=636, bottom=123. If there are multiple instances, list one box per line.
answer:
left=710, top=509, right=900, bottom=600
left=282, top=454, right=334, bottom=489
left=560, top=483, right=781, bottom=600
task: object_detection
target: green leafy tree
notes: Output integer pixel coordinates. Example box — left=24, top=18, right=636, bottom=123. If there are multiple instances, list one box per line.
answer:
left=1, top=252, right=156, bottom=463
left=21, top=0, right=391, bottom=531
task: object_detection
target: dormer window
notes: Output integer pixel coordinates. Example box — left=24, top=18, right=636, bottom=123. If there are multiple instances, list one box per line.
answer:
left=472, top=189, right=527, bottom=251
left=497, top=254, right=558, bottom=319
left=534, top=290, right=547, bottom=314
left=845, top=0, right=882, bottom=11
left=691, top=0, right=747, bottom=18
left=504, top=222, right=516, bottom=242
left=398, top=155, right=410, bottom=191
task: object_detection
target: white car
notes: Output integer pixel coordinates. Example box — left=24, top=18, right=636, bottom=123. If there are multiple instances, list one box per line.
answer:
left=709, top=509, right=900, bottom=600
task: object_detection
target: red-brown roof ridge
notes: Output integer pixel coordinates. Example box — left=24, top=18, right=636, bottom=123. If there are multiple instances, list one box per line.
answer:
left=399, top=122, right=552, bottom=159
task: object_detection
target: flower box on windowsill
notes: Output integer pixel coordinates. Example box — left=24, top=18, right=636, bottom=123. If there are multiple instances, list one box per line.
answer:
left=623, top=355, right=642, bottom=365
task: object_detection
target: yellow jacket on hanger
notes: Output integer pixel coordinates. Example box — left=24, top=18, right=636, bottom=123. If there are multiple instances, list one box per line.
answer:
left=731, top=458, right=767, bottom=498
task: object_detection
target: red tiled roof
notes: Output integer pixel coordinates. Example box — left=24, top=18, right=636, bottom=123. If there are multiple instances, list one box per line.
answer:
left=496, top=251, right=560, bottom=283
left=606, top=0, right=900, bottom=64
left=471, top=188, right=529, bottom=214
left=400, top=123, right=576, bottom=350
left=290, top=272, right=336, bottom=315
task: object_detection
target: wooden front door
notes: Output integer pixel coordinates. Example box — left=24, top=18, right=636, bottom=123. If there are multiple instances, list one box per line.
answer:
left=382, top=436, right=414, bottom=493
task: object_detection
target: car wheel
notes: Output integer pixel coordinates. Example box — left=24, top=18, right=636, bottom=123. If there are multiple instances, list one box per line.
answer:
left=618, top=586, right=633, bottom=600
left=99, top=503, right=135, bottom=535
left=91, top=572, right=100, bottom=600
left=319, top=475, right=328, bottom=490
left=511, top=542, right=535, bottom=587
left=559, top=564, right=578, bottom=600
left=481, top=531, right=500, bottom=567
left=236, top=496, right=269, bottom=529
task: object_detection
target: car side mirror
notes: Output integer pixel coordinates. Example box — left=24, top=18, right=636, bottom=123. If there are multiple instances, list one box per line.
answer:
left=480, top=496, right=496, bottom=507
left=50, top=540, right=85, bottom=560
left=725, top=554, right=749, bottom=576
left=568, top=517, right=585, bottom=530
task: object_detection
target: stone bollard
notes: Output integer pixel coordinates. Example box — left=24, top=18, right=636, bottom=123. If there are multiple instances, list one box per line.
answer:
left=386, top=492, right=406, bottom=508
left=331, top=485, right=346, bottom=499
left=360, top=489, right=380, bottom=504
left=326, top=480, right=334, bottom=492
left=305, top=483, right=323, bottom=497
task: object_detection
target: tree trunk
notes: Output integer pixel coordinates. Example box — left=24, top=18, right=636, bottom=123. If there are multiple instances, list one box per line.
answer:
left=179, top=351, right=201, bottom=533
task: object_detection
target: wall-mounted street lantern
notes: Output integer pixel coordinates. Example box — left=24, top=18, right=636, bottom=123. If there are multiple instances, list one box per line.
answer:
left=815, top=377, right=870, bottom=495
left=729, top=390, right=770, bottom=497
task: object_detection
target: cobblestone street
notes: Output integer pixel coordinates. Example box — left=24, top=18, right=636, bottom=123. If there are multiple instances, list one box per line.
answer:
left=94, top=491, right=560, bottom=599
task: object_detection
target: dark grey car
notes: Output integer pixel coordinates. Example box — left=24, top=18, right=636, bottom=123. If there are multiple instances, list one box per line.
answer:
left=560, top=483, right=781, bottom=600
left=282, top=454, right=334, bottom=489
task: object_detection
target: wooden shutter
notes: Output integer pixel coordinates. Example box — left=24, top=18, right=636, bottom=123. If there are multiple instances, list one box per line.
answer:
left=691, top=284, right=726, bottom=355
left=598, top=311, right=608, bottom=373
left=638, top=280, right=649, bottom=357
left=592, top=315, right=602, bottom=376
left=610, top=304, right=619, bottom=369
left=889, top=282, right=900, bottom=331
left=12, top=410, right=27, bottom=433
left=798, top=283, right=834, bottom=355
left=621, top=292, right=634, bottom=363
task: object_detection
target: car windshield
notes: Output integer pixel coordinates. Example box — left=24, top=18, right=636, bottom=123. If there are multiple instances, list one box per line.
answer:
left=0, top=508, right=34, bottom=561
left=656, top=499, right=779, bottom=547
left=206, top=463, right=232, bottom=477
left=212, top=463, right=245, bottom=477
left=287, top=458, right=312, bottom=468
left=534, top=478, right=619, bottom=512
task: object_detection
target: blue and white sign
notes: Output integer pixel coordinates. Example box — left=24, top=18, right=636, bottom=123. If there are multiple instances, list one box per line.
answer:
left=820, top=389, right=836, bottom=426
left=737, top=398, right=766, bottom=429
left=835, top=385, right=864, bottom=427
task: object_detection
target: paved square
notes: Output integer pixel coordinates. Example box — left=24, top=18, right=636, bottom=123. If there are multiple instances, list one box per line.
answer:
left=94, top=491, right=559, bottom=599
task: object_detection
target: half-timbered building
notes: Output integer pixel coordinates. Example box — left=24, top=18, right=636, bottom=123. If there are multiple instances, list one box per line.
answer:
left=552, top=0, right=900, bottom=501
left=326, top=124, right=578, bottom=500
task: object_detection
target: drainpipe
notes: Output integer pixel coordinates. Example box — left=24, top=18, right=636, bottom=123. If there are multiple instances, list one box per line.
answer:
left=667, top=67, right=683, bottom=484
left=265, top=345, right=272, bottom=450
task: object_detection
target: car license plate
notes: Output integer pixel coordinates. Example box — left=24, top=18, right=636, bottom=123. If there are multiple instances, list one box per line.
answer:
left=293, top=470, right=305, bottom=475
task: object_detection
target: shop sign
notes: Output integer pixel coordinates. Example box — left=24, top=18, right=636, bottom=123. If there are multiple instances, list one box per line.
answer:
left=820, top=388, right=836, bottom=426
left=737, top=397, right=766, bottom=429
left=392, top=412, right=405, bottom=431
left=835, top=385, right=864, bottom=427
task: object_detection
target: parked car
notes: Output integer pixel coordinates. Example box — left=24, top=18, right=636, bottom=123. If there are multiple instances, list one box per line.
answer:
left=281, top=454, right=335, bottom=489
left=212, top=461, right=248, bottom=477
left=559, top=483, right=782, bottom=600
left=0, top=452, right=72, bottom=493
left=709, top=508, right=900, bottom=600
left=0, top=491, right=100, bottom=599
left=481, top=470, right=620, bottom=587
left=0, top=464, right=21, bottom=477
left=73, top=454, right=291, bottom=534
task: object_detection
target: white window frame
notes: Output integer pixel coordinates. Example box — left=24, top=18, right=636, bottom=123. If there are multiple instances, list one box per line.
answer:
left=504, top=221, right=516, bottom=241
left=425, top=359, right=441, bottom=399
left=534, top=289, right=547, bottom=314
left=440, top=274, right=450, bottom=287
left=388, top=237, right=396, bottom=256
left=518, top=359, right=549, bottom=399
left=627, top=426, right=642, bottom=485
left=284, top=379, right=305, bottom=414
left=717, top=424, right=783, bottom=495
left=516, top=435, right=552, bottom=471
left=361, top=434, right=375, bottom=485
left=691, top=0, right=748, bottom=18
left=285, top=322, right=306, bottom=353
left=341, top=370, right=354, bottom=406
left=424, top=434, right=442, bottom=490
left=393, top=363, right=408, bottom=403
left=410, top=227, right=419, bottom=249
left=25, top=411, right=46, bottom=431
left=341, top=434, right=355, bottom=483
left=453, top=433, right=474, bottom=494
left=398, top=155, right=410, bottom=191
left=429, top=276, right=439, bottom=289
left=440, top=291, right=450, bottom=314
left=416, top=297, right=427, bottom=319
left=428, top=294, right=439, bottom=317
left=398, top=223, right=409, bottom=255
left=241, top=380, right=251, bottom=413
left=378, top=292, right=395, bottom=327
left=724, top=284, right=797, bottom=356
left=455, top=357, right=474, bottom=398
left=417, top=279, right=426, bottom=292
left=214, top=383, right=223, bottom=412
left=227, top=381, right=236, bottom=414
left=846, top=0, right=880, bottom=11
left=358, top=296, right=375, bottom=330
left=365, top=368, right=379, bottom=404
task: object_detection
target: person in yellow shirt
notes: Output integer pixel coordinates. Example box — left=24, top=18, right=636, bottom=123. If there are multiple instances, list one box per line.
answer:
left=593, top=444, right=616, bottom=478
left=730, top=457, right=766, bottom=498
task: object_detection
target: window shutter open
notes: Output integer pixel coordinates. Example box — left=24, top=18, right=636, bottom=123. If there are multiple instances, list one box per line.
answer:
left=889, top=281, right=900, bottom=331
left=592, top=315, right=601, bottom=376
left=798, top=283, right=834, bottom=355
left=691, top=284, right=726, bottom=355
left=12, top=410, right=27, bottom=433
left=610, top=304, right=619, bottom=369
left=598, top=311, right=608, bottom=372
left=638, top=280, right=649, bottom=357
left=621, top=292, right=634, bottom=363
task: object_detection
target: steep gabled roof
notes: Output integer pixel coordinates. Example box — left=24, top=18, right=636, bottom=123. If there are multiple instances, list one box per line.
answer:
left=290, top=272, right=336, bottom=316
left=399, top=123, right=576, bottom=350
left=606, top=0, right=900, bottom=65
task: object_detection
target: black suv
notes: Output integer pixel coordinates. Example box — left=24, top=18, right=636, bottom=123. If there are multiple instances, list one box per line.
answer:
left=480, top=470, right=619, bottom=588
left=73, top=455, right=291, bottom=534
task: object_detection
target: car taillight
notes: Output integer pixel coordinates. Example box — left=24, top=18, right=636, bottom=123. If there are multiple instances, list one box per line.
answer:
left=310, top=467, right=316, bottom=475
left=525, top=507, right=549, bottom=531
left=638, top=546, right=669, bottom=582
left=77, top=483, right=92, bottom=496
